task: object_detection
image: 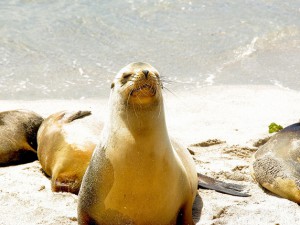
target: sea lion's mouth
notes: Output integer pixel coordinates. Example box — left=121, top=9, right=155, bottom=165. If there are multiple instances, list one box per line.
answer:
left=130, top=83, right=157, bottom=97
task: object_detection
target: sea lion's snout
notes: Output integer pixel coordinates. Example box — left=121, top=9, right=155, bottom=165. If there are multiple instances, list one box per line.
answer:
left=130, top=82, right=157, bottom=98
left=130, top=70, right=158, bottom=98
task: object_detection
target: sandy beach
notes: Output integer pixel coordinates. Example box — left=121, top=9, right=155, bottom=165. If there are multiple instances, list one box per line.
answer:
left=1, top=85, right=300, bottom=225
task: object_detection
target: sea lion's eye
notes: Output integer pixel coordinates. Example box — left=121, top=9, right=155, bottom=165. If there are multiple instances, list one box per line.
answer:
left=123, top=73, right=132, bottom=79
left=111, top=83, right=115, bottom=89
left=121, top=73, right=132, bottom=85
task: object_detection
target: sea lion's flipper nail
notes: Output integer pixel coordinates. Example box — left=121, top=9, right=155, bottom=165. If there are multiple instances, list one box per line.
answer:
left=197, top=173, right=251, bottom=197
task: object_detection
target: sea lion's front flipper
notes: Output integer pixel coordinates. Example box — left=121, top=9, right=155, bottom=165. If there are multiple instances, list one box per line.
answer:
left=197, top=173, right=250, bottom=197
left=65, top=111, right=92, bottom=123
left=192, top=193, right=202, bottom=223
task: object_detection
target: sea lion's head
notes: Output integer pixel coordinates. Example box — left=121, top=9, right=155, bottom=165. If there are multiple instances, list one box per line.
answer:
left=110, top=62, right=163, bottom=106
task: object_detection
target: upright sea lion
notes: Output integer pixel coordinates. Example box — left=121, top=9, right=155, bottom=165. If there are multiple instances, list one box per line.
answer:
left=252, top=123, right=300, bottom=203
left=78, top=62, right=199, bottom=225
left=0, top=110, right=43, bottom=165
left=37, top=111, right=102, bottom=194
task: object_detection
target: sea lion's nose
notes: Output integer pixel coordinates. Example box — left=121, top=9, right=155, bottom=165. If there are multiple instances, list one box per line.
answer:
left=142, top=70, right=149, bottom=79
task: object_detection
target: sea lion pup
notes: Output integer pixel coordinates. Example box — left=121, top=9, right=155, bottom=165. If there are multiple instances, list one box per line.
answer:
left=0, top=110, right=43, bottom=165
left=252, top=123, right=300, bottom=203
left=78, top=62, right=199, bottom=225
left=37, top=111, right=102, bottom=194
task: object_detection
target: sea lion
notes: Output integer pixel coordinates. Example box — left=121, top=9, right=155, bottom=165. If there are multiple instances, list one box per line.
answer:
left=252, top=123, right=300, bottom=203
left=37, top=111, right=102, bottom=194
left=0, top=110, right=43, bottom=165
left=78, top=62, right=199, bottom=225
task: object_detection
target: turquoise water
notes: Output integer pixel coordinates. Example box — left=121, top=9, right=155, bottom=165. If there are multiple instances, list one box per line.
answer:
left=0, top=0, right=299, bottom=99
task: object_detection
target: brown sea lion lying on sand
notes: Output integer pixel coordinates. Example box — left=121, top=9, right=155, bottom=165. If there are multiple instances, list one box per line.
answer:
left=0, top=110, right=43, bottom=165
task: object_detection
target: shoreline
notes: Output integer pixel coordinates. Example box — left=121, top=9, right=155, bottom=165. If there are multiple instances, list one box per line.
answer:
left=1, top=85, right=300, bottom=225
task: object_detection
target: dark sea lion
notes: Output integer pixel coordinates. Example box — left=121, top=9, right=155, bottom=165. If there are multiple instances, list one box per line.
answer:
left=252, top=123, right=300, bottom=203
left=78, top=62, right=199, bottom=225
left=0, top=110, right=43, bottom=165
left=37, top=111, right=102, bottom=194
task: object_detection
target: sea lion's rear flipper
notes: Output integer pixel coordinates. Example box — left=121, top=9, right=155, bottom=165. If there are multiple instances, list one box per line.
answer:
left=197, top=173, right=250, bottom=197
left=64, top=111, right=92, bottom=123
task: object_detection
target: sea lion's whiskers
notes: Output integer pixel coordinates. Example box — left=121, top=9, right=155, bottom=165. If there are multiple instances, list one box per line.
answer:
left=151, top=82, right=156, bottom=95
left=157, top=94, right=162, bottom=119
left=133, top=96, right=139, bottom=119
left=160, top=80, right=176, bottom=85
left=163, top=86, right=177, bottom=97
left=159, top=76, right=176, bottom=84
left=135, top=83, right=144, bottom=104
left=126, top=89, right=133, bottom=124
left=159, top=81, right=164, bottom=89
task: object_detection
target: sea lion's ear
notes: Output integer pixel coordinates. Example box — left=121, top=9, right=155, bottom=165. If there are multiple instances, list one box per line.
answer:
left=111, top=82, right=115, bottom=89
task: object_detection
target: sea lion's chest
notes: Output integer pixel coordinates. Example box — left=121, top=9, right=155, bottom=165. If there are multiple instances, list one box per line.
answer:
left=92, top=141, right=186, bottom=223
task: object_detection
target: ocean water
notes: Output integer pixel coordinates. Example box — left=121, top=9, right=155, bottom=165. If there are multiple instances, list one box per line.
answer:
left=0, top=0, right=299, bottom=99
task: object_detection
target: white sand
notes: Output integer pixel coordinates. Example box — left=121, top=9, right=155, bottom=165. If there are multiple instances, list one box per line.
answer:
left=1, top=85, right=300, bottom=225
